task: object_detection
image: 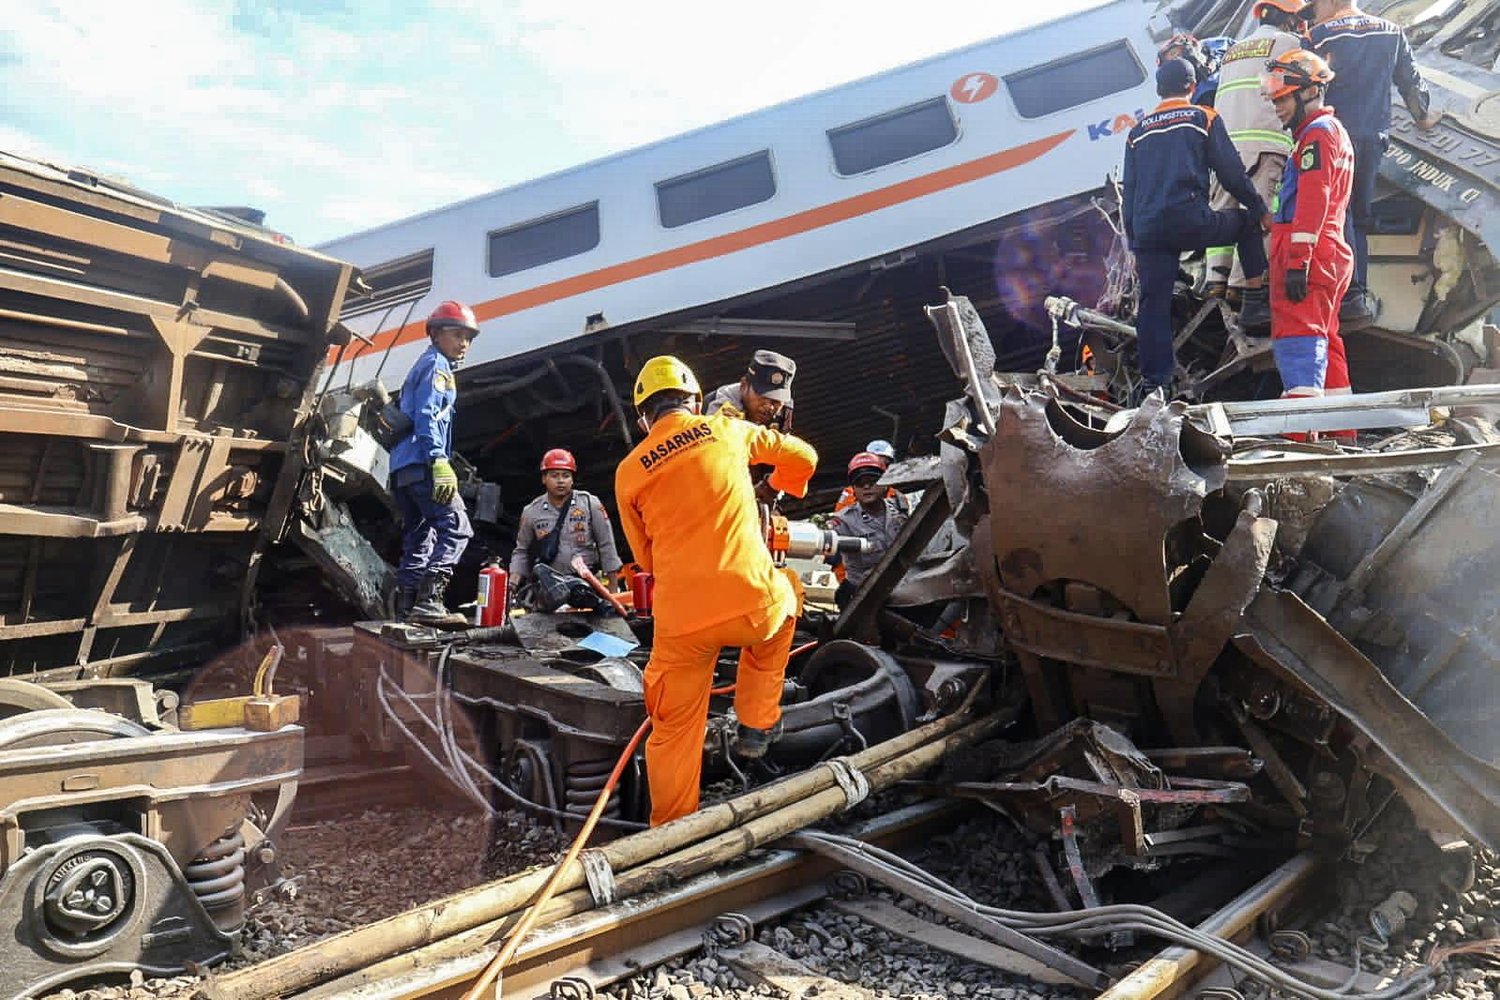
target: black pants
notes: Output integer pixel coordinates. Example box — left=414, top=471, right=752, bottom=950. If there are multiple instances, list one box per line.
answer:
left=1344, top=134, right=1384, bottom=297
left=1135, top=208, right=1267, bottom=388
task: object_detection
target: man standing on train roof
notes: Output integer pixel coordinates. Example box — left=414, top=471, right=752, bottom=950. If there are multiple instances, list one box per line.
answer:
left=1302, top=0, right=1439, bottom=331
left=1122, top=58, right=1272, bottom=401
left=703, top=350, right=796, bottom=432
left=1204, top=0, right=1308, bottom=303
left=509, top=448, right=624, bottom=592
left=389, top=301, right=480, bottom=628
left=615, top=355, right=817, bottom=826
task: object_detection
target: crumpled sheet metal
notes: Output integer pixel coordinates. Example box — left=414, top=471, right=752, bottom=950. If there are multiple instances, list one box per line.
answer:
left=980, top=390, right=1229, bottom=625
left=1297, top=459, right=1500, bottom=770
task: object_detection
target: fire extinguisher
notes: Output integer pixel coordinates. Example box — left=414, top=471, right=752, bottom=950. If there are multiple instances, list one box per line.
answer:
left=476, top=562, right=508, bottom=627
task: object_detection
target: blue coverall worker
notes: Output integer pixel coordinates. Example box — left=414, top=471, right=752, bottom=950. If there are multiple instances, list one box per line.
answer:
left=1303, top=0, right=1438, bottom=329
left=390, top=300, right=480, bottom=626
left=1122, top=59, right=1271, bottom=397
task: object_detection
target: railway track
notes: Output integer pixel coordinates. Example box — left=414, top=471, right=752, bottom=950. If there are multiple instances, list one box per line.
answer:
left=198, top=707, right=1427, bottom=1000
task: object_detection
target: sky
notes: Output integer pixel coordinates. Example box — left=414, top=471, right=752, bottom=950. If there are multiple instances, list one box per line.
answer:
left=0, top=1, right=1111, bottom=248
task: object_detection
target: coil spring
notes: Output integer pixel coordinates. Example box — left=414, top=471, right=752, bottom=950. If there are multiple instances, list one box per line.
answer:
left=184, top=828, right=246, bottom=914
left=563, top=758, right=622, bottom=819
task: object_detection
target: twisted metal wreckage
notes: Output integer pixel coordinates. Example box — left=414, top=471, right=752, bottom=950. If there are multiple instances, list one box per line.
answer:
left=9, top=0, right=1500, bottom=992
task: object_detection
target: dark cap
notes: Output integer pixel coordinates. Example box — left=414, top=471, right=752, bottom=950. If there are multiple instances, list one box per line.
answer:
left=745, top=349, right=796, bottom=404
left=1156, top=58, right=1196, bottom=97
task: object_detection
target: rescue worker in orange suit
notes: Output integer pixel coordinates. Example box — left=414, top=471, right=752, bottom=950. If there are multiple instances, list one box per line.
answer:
left=509, top=448, right=624, bottom=593
left=833, top=439, right=910, bottom=515
left=1303, top=0, right=1438, bottom=330
left=828, top=452, right=910, bottom=610
left=1205, top=0, right=1307, bottom=302
left=615, top=356, right=817, bottom=826
left=1123, top=59, right=1272, bottom=400
left=1263, top=51, right=1358, bottom=434
left=390, top=301, right=479, bottom=627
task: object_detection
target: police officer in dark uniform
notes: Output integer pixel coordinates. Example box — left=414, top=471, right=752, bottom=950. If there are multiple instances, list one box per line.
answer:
left=1123, top=58, right=1272, bottom=399
left=1303, top=0, right=1438, bottom=330
left=390, top=301, right=480, bottom=626
left=703, top=350, right=795, bottom=431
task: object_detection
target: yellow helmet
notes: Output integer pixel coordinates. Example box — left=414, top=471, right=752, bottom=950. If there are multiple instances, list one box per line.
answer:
left=632, top=355, right=701, bottom=407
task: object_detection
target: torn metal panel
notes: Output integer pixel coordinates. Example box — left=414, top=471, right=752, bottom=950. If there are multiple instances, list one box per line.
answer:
left=1289, top=454, right=1500, bottom=770
left=981, top=390, right=1227, bottom=626
left=1239, top=589, right=1500, bottom=851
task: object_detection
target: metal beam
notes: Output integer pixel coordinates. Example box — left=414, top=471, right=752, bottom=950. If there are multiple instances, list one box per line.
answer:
left=662, top=317, right=858, bottom=341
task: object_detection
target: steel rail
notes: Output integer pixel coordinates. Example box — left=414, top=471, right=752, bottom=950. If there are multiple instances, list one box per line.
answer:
left=295, top=800, right=963, bottom=999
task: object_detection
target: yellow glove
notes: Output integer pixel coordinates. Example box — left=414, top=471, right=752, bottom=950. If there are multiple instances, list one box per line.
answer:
left=431, top=458, right=458, bottom=504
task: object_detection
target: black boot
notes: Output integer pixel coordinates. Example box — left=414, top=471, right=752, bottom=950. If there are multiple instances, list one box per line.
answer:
left=1237, top=286, right=1271, bottom=335
left=733, top=718, right=784, bottom=759
left=1339, top=289, right=1378, bottom=331
left=407, top=571, right=467, bottom=629
left=392, top=584, right=418, bottom=621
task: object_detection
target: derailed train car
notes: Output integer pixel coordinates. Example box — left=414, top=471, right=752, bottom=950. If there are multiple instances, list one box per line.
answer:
left=0, top=153, right=352, bottom=996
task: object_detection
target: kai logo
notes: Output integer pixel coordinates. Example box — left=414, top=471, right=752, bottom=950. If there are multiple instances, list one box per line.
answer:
left=1089, top=110, right=1145, bottom=141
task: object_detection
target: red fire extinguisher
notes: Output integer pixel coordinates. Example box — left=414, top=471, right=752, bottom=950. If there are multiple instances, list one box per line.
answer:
left=476, top=563, right=508, bottom=627
left=630, top=572, right=654, bottom=617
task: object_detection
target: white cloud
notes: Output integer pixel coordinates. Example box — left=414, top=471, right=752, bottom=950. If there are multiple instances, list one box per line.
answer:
left=0, top=0, right=1110, bottom=244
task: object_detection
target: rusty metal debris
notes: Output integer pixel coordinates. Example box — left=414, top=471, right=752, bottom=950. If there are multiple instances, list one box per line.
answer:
left=910, top=288, right=1500, bottom=864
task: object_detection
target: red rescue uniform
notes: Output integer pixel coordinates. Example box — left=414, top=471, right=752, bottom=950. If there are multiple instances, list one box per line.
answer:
left=615, top=410, right=816, bottom=825
left=1270, top=106, right=1355, bottom=398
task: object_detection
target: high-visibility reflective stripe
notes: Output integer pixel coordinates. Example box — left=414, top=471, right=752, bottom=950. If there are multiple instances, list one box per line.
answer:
left=1230, top=128, right=1295, bottom=150
left=1291, top=232, right=1319, bottom=244
left=1217, top=77, right=1264, bottom=94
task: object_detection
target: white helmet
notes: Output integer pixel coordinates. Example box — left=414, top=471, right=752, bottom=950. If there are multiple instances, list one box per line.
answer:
left=866, top=439, right=896, bottom=462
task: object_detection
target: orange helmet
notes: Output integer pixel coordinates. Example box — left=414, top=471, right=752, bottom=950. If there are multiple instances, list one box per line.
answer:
left=1262, top=51, right=1334, bottom=101
left=540, top=448, right=576, bottom=472
left=1252, top=0, right=1305, bottom=17
left=426, top=300, right=479, bottom=336
left=847, top=452, right=885, bottom=480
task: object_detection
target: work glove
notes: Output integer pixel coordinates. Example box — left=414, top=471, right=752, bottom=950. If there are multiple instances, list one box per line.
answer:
left=1284, top=267, right=1309, bottom=303
left=431, top=457, right=458, bottom=504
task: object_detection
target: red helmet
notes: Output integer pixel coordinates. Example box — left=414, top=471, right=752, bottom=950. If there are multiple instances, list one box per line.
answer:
left=847, top=452, right=885, bottom=480
left=540, top=448, right=577, bottom=472
left=426, top=300, right=479, bottom=336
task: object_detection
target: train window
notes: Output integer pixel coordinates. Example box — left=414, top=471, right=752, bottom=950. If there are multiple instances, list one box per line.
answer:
left=1004, top=40, right=1146, bottom=119
left=340, top=248, right=433, bottom=320
left=827, top=97, right=959, bottom=176
left=487, top=203, right=601, bottom=278
left=656, top=151, right=776, bottom=228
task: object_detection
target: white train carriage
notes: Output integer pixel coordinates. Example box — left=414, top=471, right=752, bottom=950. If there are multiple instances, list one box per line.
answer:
left=320, top=0, right=1163, bottom=389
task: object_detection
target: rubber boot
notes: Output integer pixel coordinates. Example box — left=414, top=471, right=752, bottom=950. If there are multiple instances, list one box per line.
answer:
left=407, top=571, right=467, bottom=629
left=1237, top=286, right=1271, bottom=335
left=392, top=584, right=418, bottom=621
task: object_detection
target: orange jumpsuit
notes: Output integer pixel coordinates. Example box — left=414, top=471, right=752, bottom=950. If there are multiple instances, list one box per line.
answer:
left=615, top=410, right=817, bottom=825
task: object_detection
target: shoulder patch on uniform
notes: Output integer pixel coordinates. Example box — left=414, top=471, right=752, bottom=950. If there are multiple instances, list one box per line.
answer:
left=1299, top=143, right=1321, bottom=172
left=433, top=369, right=453, bottom=392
